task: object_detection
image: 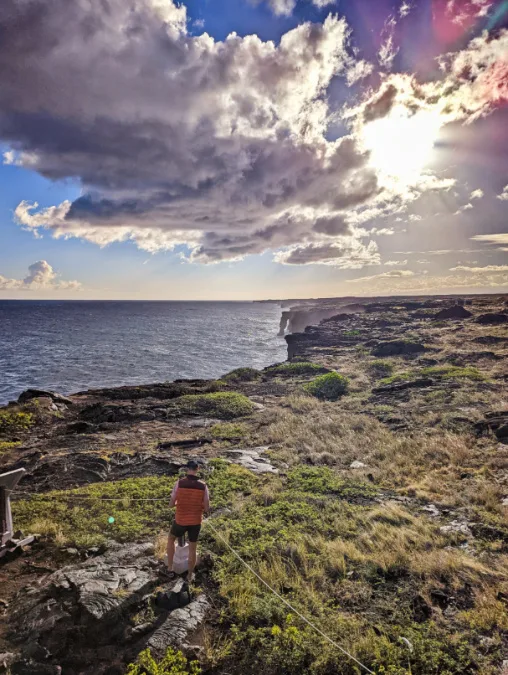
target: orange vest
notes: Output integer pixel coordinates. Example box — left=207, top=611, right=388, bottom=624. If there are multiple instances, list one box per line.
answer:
left=174, top=476, right=206, bottom=526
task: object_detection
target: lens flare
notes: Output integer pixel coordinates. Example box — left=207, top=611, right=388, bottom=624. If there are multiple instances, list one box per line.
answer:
left=361, top=106, right=442, bottom=184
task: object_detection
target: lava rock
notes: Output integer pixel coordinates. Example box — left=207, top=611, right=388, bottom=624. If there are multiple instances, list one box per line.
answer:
left=373, top=378, right=433, bottom=394
left=475, top=313, right=508, bottom=325
left=433, top=305, right=472, bottom=320
left=65, top=421, right=96, bottom=434
left=18, top=389, right=74, bottom=406
left=371, top=340, right=427, bottom=357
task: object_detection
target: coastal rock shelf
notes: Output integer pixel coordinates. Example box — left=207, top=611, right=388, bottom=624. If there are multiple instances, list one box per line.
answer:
left=6, top=543, right=209, bottom=674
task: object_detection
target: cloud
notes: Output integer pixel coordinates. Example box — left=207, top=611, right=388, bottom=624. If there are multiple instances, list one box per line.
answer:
left=470, top=233, right=508, bottom=250
left=470, top=188, right=484, bottom=199
left=498, top=185, right=508, bottom=201
left=454, top=202, right=474, bottom=215
left=274, top=237, right=380, bottom=268
left=255, top=0, right=335, bottom=16
left=1, top=0, right=507, bottom=269
left=347, top=269, right=414, bottom=283
left=384, top=259, right=407, bottom=266
left=0, top=261, right=82, bottom=291
left=450, top=265, right=508, bottom=272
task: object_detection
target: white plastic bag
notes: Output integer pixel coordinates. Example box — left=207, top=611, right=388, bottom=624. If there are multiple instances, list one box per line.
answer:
left=173, top=542, right=190, bottom=575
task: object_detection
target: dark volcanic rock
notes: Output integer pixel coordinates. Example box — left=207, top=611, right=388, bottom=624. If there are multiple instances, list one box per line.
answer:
left=434, top=305, right=472, bottom=320
left=475, top=313, right=508, bottom=325
left=474, top=411, right=508, bottom=441
left=8, top=543, right=209, bottom=674
left=473, top=335, right=508, bottom=345
left=373, top=378, right=434, bottom=394
left=18, top=389, right=74, bottom=406
left=371, top=340, right=427, bottom=357
left=65, top=421, right=96, bottom=434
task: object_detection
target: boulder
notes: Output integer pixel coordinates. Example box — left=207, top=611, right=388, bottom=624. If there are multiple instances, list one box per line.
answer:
left=474, top=411, right=508, bottom=441
left=224, top=447, right=278, bottom=474
left=475, top=313, right=508, bottom=325
left=18, top=389, right=74, bottom=406
left=473, top=335, right=508, bottom=345
left=65, top=421, right=96, bottom=434
left=350, top=460, right=367, bottom=469
left=433, top=305, right=472, bottom=320
left=371, top=340, right=427, bottom=357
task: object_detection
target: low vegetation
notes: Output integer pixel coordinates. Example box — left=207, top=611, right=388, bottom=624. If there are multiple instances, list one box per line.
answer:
left=0, top=410, right=34, bottom=436
left=210, top=422, right=249, bottom=440
left=380, top=365, right=484, bottom=385
left=0, top=440, right=21, bottom=454
left=126, top=647, right=201, bottom=675
left=169, top=392, right=255, bottom=419
left=366, top=360, right=394, bottom=378
left=303, top=372, right=349, bottom=400
left=222, top=367, right=261, bottom=382
left=13, top=461, right=257, bottom=548
left=265, top=362, right=328, bottom=376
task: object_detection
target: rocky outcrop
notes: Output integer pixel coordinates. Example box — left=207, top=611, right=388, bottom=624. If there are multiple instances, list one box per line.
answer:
left=371, top=340, right=427, bottom=357
left=223, top=447, right=278, bottom=474
left=474, top=411, right=508, bottom=441
left=434, top=305, right=472, bottom=320
left=7, top=543, right=209, bottom=674
left=372, top=378, right=434, bottom=394
left=475, top=313, right=508, bottom=325
left=18, top=390, right=74, bottom=406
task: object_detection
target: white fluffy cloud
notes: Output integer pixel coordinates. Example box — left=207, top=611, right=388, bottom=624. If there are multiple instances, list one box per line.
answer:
left=0, top=261, right=82, bottom=291
left=498, top=185, right=508, bottom=201
left=470, top=188, right=484, bottom=200
left=1, top=0, right=507, bottom=269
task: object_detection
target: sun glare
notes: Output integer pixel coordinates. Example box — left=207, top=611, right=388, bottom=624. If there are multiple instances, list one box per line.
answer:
left=361, top=106, right=442, bottom=184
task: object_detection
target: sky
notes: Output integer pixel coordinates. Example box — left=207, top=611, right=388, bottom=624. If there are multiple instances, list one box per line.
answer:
left=0, top=0, right=507, bottom=300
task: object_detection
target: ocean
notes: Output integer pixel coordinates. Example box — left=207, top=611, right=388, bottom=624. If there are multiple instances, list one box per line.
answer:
left=0, top=301, right=287, bottom=405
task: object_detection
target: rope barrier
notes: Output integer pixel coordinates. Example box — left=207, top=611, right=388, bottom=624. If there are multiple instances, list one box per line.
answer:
left=17, top=494, right=376, bottom=672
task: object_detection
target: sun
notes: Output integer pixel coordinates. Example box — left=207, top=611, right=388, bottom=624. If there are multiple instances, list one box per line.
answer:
left=361, top=106, right=442, bottom=184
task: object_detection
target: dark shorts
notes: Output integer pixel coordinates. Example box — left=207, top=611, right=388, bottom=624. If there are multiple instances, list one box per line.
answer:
left=170, top=522, right=201, bottom=543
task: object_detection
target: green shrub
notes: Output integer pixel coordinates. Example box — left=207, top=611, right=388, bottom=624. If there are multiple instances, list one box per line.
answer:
left=0, top=440, right=21, bottom=454
left=265, top=362, right=328, bottom=376
left=367, top=360, right=394, bottom=378
left=343, top=329, right=361, bottom=337
left=125, top=647, right=201, bottom=675
left=380, top=365, right=484, bottom=386
left=170, top=392, right=254, bottom=419
left=0, top=410, right=34, bottom=435
left=303, top=372, right=349, bottom=400
left=222, top=367, right=262, bottom=382
left=421, top=365, right=484, bottom=380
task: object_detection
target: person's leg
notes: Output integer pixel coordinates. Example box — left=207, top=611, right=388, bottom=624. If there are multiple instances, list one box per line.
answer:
left=166, top=533, right=177, bottom=572
left=187, top=541, right=197, bottom=583
left=187, top=524, right=201, bottom=583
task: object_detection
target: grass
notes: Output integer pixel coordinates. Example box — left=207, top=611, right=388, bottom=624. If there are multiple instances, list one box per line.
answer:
left=367, top=360, right=394, bottom=378
left=303, top=372, right=349, bottom=400
left=222, top=367, right=262, bottom=382
left=203, top=464, right=504, bottom=675
left=380, top=365, right=484, bottom=385
left=12, top=461, right=258, bottom=548
left=265, top=362, right=328, bottom=376
left=210, top=422, right=249, bottom=440
left=169, top=392, right=255, bottom=419
left=0, top=410, right=34, bottom=436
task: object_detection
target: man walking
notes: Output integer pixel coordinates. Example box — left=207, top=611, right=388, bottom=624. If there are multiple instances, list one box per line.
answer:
left=166, top=460, right=210, bottom=584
